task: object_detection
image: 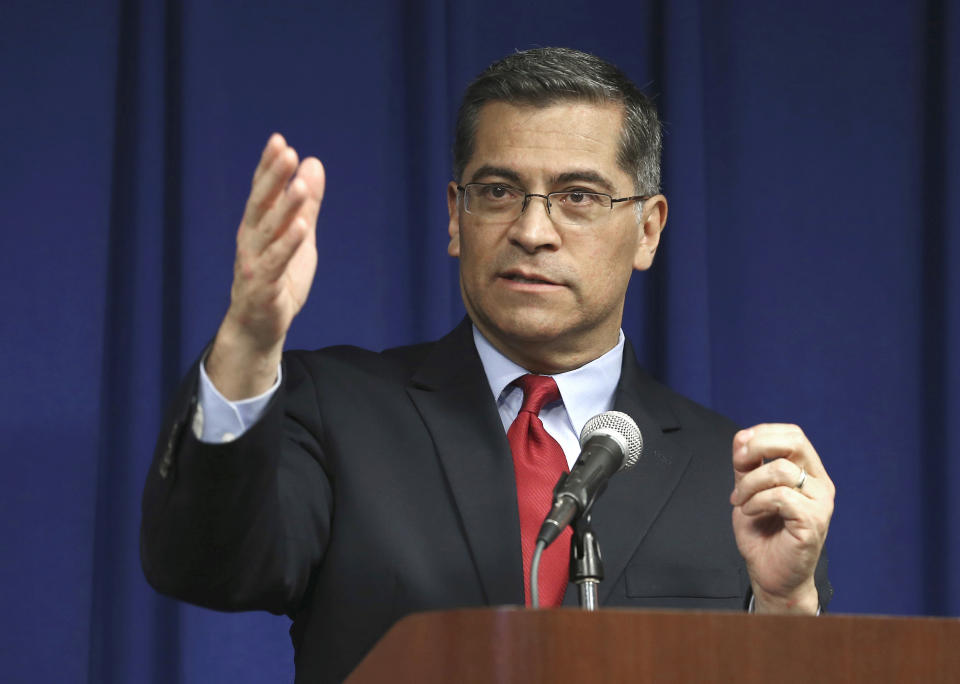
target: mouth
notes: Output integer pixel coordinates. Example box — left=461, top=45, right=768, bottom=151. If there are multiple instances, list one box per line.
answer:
left=499, top=270, right=562, bottom=286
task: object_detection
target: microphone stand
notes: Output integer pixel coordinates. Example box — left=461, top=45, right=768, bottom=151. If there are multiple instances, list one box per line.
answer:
left=569, top=513, right=603, bottom=611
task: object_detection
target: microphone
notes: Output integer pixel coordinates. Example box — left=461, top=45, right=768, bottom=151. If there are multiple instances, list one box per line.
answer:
left=536, top=411, right=643, bottom=547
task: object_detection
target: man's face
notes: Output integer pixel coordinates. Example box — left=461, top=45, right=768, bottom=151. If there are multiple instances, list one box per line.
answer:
left=447, top=101, right=667, bottom=373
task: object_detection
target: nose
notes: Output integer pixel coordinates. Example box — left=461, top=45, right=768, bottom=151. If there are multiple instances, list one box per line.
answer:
left=507, top=194, right=562, bottom=253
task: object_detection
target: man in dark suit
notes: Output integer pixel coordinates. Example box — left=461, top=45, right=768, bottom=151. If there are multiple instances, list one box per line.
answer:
left=142, top=48, right=834, bottom=682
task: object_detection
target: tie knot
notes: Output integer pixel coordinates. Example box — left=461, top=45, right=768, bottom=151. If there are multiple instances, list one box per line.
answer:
left=516, top=374, right=561, bottom=415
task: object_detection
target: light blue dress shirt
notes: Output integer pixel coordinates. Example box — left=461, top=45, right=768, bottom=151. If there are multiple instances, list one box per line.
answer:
left=193, top=358, right=281, bottom=442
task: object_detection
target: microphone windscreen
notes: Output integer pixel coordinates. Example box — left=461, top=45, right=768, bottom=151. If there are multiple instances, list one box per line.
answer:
left=579, top=411, right=643, bottom=470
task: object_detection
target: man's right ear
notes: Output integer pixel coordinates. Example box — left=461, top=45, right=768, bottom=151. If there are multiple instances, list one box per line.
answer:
left=447, top=182, right=461, bottom=257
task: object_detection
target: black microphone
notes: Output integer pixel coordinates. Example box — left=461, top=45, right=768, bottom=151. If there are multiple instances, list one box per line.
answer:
left=536, top=411, right=643, bottom=547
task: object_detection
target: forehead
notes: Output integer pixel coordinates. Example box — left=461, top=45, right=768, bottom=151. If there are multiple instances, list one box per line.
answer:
left=467, top=101, right=628, bottom=187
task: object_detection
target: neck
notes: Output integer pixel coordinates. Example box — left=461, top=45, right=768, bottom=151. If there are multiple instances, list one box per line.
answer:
left=473, top=323, right=620, bottom=375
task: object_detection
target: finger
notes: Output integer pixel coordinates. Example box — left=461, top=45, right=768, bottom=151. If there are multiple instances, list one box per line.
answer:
left=249, top=175, right=310, bottom=252
left=250, top=156, right=325, bottom=256
left=242, top=143, right=299, bottom=230
left=294, top=156, right=326, bottom=225
left=252, top=133, right=286, bottom=186
left=259, top=216, right=310, bottom=284
left=731, top=457, right=818, bottom=505
left=737, top=485, right=815, bottom=522
left=732, top=428, right=756, bottom=473
left=736, top=487, right=832, bottom=547
left=733, top=424, right=825, bottom=478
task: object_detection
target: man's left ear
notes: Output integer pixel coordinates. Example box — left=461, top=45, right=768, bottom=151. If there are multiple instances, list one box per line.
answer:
left=633, top=194, right=668, bottom=271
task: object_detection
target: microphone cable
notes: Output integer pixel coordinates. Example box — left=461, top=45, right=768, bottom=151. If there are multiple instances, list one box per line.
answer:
left=530, top=540, right=546, bottom=609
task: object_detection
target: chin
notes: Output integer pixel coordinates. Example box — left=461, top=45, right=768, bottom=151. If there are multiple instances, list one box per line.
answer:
left=464, top=286, right=582, bottom=346
left=488, top=310, right=574, bottom=344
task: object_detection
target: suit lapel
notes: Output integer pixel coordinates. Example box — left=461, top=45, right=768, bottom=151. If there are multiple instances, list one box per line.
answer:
left=406, top=320, right=524, bottom=606
left=562, top=341, right=693, bottom=606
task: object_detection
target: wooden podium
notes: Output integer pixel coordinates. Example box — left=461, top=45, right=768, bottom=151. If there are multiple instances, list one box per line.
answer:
left=346, top=608, right=960, bottom=683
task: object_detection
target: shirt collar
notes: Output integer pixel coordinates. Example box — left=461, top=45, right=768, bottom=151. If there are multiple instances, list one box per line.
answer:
left=472, top=325, right=624, bottom=436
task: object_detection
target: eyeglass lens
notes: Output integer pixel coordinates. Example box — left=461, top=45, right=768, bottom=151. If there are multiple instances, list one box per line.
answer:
left=464, top=184, right=612, bottom=226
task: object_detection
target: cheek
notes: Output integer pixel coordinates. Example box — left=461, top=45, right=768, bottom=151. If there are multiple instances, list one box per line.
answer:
left=458, top=227, right=500, bottom=277
left=575, top=240, right=637, bottom=304
left=456, top=240, right=491, bottom=296
left=583, top=239, right=636, bottom=278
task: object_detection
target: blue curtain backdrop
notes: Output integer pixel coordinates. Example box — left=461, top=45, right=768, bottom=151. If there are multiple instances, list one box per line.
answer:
left=1, top=0, right=957, bottom=681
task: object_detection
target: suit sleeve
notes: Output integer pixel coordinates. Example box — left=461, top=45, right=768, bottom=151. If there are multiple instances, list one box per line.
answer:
left=140, top=352, right=332, bottom=617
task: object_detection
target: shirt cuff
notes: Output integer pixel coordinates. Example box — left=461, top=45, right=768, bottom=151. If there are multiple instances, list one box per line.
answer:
left=193, top=357, right=282, bottom=443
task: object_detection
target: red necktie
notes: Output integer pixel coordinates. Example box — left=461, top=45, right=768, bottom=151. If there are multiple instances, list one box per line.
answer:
left=507, top=374, right=571, bottom=607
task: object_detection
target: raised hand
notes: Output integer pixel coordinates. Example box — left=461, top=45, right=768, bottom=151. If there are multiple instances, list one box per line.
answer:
left=730, top=424, right=835, bottom=614
left=206, top=134, right=326, bottom=399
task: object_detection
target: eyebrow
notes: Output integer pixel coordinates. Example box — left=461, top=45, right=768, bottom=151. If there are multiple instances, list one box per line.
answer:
left=468, top=165, right=617, bottom=195
left=550, top=170, right=616, bottom=195
left=468, top=165, right=523, bottom=185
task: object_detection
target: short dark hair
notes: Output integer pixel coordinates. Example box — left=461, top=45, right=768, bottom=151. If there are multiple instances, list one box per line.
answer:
left=453, top=47, right=661, bottom=195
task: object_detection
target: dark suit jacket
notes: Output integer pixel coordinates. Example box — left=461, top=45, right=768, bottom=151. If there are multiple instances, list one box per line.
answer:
left=141, top=319, right=831, bottom=683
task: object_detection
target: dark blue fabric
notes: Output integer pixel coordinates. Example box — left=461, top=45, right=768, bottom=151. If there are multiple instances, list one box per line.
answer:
left=1, top=0, right=957, bottom=681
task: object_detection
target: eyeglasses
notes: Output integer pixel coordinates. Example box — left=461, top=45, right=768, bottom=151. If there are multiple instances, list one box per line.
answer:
left=457, top=183, right=650, bottom=227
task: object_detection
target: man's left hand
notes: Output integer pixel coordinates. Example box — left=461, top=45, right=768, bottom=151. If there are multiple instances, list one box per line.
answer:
left=730, top=424, right=835, bottom=614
